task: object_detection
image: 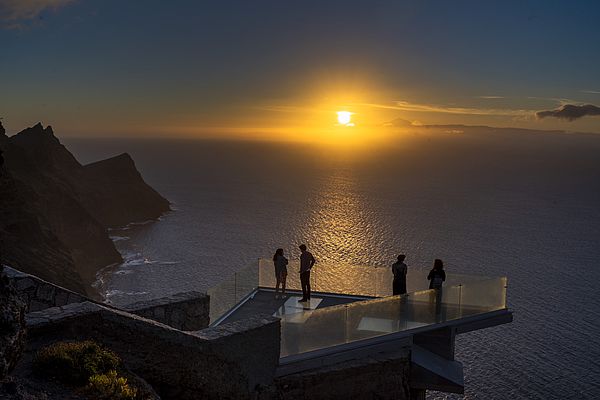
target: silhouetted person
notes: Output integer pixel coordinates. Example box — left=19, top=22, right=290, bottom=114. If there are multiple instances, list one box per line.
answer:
left=298, top=244, right=315, bottom=302
left=428, top=259, right=446, bottom=320
left=392, top=254, right=408, bottom=295
left=273, top=248, right=288, bottom=299
left=427, top=259, right=446, bottom=289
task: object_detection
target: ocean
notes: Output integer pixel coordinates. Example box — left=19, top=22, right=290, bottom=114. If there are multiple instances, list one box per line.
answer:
left=64, top=128, right=600, bottom=399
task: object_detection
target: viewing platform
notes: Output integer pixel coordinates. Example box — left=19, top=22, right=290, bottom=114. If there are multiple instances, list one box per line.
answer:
left=6, top=259, right=512, bottom=398
left=209, top=259, right=512, bottom=395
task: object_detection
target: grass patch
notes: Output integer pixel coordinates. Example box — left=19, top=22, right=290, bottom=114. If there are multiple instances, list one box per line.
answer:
left=33, top=340, right=151, bottom=399
left=33, top=340, right=120, bottom=385
left=88, top=370, right=137, bottom=400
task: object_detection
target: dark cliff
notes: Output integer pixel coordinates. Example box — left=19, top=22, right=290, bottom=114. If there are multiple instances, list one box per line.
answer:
left=0, top=122, right=170, bottom=296
left=80, top=153, right=170, bottom=227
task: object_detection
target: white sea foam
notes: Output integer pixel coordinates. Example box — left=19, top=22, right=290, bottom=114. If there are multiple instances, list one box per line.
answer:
left=128, top=220, right=155, bottom=227
left=109, top=235, right=130, bottom=242
left=113, top=270, right=134, bottom=275
left=104, top=289, right=149, bottom=303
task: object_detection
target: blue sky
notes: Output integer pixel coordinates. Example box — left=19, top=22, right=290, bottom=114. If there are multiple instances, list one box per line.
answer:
left=1, top=0, right=600, bottom=138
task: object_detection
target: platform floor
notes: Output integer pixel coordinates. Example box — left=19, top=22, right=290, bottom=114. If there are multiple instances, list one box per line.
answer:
left=217, top=289, right=369, bottom=325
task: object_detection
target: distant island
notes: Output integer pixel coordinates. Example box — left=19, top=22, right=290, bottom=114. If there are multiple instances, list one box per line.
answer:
left=0, top=122, right=170, bottom=298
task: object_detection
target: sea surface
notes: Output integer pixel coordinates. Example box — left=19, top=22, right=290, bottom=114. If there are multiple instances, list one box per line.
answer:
left=64, top=128, right=600, bottom=399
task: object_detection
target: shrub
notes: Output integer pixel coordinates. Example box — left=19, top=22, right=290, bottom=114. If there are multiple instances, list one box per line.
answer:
left=88, top=370, right=138, bottom=400
left=33, top=341, right=120, bottom=385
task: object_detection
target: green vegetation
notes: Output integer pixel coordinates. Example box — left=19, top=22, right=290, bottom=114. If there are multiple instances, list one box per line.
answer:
left=88, top=370, right=137, bottom=400
left=33, top=340, right=147, bottom=399
left=33, top=340, right=120, bottom=385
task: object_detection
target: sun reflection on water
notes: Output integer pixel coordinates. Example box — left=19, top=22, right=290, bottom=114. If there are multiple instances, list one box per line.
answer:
left=300, top=164, right=394, bottom=293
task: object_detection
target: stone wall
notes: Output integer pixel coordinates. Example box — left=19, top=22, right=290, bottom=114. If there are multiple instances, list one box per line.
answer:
left=269, top=350, right=411, bottom=400
left=24, top=302, right=280, bottom=400
left=3, top=266, right=86, bottom=312
left=122, top=291, right=210, bottom=331
left=4, top=265, right=211, bottom=331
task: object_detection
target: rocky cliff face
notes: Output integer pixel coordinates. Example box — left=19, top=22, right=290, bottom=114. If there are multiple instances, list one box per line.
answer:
left=0, top=122, right=170, bottom=296
left=80, top=153, right=170, bottom=227
left=0, top=268, right=26, bottom=380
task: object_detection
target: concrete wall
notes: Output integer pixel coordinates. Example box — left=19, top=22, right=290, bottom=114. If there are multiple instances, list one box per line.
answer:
left=122, top=291, right=210, bottom=331
left=24, top=302, right=280, bottom=400
left=3, top=266, right=86, bottom=312
left=268, top=350, right=411, bottom=400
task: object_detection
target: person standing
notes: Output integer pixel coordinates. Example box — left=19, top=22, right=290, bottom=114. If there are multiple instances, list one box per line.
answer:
left=427, top=259, right=446, bottom=289
left=427, top=259, right=446, bottom=320
left=272, top=248, right=288, bottom=299
left=298, top=244, right=315, bottom=302
left=391, top=254, right=408, bottom=295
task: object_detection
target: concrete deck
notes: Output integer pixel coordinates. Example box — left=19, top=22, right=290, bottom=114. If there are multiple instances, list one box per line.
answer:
left=215, top=288, right=372, bottom=325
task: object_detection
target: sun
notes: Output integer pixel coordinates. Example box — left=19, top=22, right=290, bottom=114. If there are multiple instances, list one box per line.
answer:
left=336, top=111, right=354, bottom=126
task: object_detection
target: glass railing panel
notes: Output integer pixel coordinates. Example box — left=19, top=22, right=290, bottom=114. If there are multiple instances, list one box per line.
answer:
left=258, top=258, right=277, bottom=289
left=207, top=277, right=237, bottom=324
left=234, top=261, right=259, bottom=303
left=347, top=297, right=405, bottom=341
left=207, top=261, right=259, bottom=324
left=279, top=277, right=508, bottom=357
left=457, top=277, right=507, bottom=311
left=258, top=258, right=303, bottom=291
left=280, top=305, right=347, bottom=357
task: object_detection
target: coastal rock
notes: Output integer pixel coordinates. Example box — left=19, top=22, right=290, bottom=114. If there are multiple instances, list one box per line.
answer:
left=0, top=122, right=170, bottom=296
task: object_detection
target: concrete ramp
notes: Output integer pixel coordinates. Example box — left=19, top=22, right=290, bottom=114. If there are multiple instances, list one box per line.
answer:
left=410, top=345, right=464, bottom=394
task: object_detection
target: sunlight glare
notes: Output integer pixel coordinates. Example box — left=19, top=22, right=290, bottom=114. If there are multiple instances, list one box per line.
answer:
left=337, top=111, right=353, bottom=126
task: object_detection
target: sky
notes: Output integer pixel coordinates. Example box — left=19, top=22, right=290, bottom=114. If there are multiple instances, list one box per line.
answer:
left=1, top=0, right=600, bottom=141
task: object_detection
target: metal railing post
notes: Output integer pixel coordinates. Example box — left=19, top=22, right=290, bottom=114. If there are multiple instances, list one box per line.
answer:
left=458, top=284, right=463, bottom=318
left=344, top=304, right=349, bottom=343
left=375, top=266, right=379, bottom=297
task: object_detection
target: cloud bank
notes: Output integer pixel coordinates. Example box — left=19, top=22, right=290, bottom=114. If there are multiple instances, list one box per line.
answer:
left=536, top=104, right=600, bottom=121
left=0, top=0, right=75, bottom=28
